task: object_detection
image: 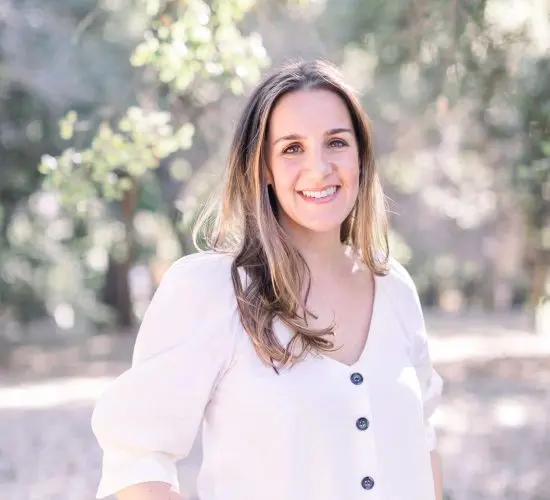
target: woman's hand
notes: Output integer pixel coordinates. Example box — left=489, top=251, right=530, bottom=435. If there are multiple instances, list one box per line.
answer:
left=116, top=482, right=183, bottom=500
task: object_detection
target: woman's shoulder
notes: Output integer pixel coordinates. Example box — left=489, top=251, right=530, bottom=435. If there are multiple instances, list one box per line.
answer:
left=171, top=249, right=235, bottom=267
left=132, top=251, right=240, bottom=364
left=384, top=256, right=418, bottom=294
left=155, top=252, right=243, bottom=312
left=166, top=250, right=236, bottom=287
left=378, top=255, right=423, bottom=314
left=352, top=246, right=416, bottom=295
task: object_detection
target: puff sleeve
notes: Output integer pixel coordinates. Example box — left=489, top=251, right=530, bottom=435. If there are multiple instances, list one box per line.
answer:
left=91, top=252, right=239, bottom=498
left=389, top=258, right=444, bottom=451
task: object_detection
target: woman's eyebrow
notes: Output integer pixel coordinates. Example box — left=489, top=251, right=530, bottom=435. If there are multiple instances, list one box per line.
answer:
left=272, top=133, right=305, bottom=146
left=325, top=127, right=353, bottom=136
left=272, top=127, right=353, bottom=146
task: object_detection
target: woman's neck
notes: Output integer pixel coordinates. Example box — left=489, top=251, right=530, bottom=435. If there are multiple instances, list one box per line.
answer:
left=281, top=222, right=352, bottom=280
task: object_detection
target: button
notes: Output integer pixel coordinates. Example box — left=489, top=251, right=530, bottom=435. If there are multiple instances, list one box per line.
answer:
left=361, top=476, right=375, bottom=490
left=350, top=372, right=363, bottom=385
left=356, top=417, right=369, bottom=430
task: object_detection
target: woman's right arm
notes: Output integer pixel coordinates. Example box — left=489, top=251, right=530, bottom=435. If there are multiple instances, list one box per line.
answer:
left=91, top=254, right=237, bottom=499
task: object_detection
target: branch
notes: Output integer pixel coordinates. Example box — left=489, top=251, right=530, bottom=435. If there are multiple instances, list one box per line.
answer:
left=70, top=6, right=101, bottom=44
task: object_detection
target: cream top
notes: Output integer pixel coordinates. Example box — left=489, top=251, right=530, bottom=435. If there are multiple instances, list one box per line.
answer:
left=92, top=251, right=443, bottom=500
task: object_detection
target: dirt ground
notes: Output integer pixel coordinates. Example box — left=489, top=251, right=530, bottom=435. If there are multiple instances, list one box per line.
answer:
left=0, top=311, right=549, bottom=500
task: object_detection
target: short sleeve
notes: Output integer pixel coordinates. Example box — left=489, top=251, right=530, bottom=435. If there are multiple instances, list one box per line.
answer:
left=411, top=319, right=444, bottom=451
left=91, top=252, right=239, bottom=499
left=388, top=258, right=444, bottom=451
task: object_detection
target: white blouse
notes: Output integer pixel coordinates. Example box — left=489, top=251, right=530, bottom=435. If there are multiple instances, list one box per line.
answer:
left=92, top=251, right=443, bottom=500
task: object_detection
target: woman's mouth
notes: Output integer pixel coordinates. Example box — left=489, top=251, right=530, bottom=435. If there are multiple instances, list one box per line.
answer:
left=298, top=186, right=340, bottom=203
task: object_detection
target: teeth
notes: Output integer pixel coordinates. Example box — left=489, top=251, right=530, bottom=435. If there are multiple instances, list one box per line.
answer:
left=301, top=186, right=337, bottom=199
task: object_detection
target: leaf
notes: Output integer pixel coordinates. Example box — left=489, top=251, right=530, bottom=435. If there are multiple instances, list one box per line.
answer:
left=38, top=155, right=58, bottom=174
left=59, top=121, right=74, bottom=141
left=145, top=0, right=161, bottom=16
left=229, top=77, right=245, bottom=95
left=177, top=123, right=195, bottom=149
left=118, top=177, right=134, bottom=191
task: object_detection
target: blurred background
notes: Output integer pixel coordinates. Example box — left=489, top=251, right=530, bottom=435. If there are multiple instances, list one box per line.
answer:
left=0, top=0, right=549, bottom=499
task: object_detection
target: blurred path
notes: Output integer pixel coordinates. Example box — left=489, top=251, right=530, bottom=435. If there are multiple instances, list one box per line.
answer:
left=0, top=312, right=549, bottom=500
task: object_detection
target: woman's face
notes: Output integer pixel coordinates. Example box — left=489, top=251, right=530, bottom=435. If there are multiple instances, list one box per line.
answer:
left=267, top=89, right=360, bottom=238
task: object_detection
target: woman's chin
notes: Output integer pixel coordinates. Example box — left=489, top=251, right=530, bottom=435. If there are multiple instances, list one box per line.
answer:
left=278, top=208, right=352, bottom=237
left=292, top=218, right=346, bottom=236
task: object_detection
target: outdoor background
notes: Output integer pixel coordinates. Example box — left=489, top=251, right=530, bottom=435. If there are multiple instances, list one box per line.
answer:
left=0, top=0, right=549, bottom=499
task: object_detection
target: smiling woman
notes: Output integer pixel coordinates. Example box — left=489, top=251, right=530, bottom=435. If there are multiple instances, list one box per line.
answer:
left=91, top=60, right=444, bottom=500
left=268, top=89, right=361, bottom=235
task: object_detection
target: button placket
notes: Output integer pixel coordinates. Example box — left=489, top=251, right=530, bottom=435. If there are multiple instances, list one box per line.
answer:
left=349, top=370, right=377, bottom=493
left=350, top=372, right=370, bottom=432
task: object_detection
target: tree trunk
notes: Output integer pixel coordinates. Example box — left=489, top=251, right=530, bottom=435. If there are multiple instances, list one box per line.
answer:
left=102, top=255, right=133, bottom=328
left=102, top=180, right=138, bottom=329
left=530, top=252, right=550, bottom=335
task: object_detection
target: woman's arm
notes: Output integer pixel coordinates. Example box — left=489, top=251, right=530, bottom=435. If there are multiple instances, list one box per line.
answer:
left=430, top=450, right=443, bottom=500
left=116, top=482, right=183, bottom=500
left=92, top=254, right=238, bottom=499
left=388, top=259, right=444, bottom=499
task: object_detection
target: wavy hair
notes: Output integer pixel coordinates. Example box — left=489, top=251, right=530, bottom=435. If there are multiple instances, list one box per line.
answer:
left=194, top=59, right=389, bottom=369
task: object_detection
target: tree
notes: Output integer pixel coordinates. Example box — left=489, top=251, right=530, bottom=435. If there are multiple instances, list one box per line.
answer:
left=318, top=0, right=549, bottom=317
left=38, top=0, right=272, bottom=327
left=516, top=55, right=550, bottom=331
left=0, top=0, right=137, bottom=330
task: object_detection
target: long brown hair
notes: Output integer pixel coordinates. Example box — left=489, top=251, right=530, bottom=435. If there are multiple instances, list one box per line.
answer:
left=194, top=59, right=389, bottom=369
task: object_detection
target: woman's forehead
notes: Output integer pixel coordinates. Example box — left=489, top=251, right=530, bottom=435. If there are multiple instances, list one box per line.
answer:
left=268, top=89, right=353, bottom=138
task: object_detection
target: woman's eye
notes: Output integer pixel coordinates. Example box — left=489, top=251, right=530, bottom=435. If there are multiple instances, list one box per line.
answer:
left=282, top=143, right=302, bottom=154
left=329, top=138, right=348, bottom=148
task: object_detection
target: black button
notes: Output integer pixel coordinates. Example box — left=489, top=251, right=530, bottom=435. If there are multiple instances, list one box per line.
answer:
left=356, top=417, right=369, bottom=430
left=361, top=476, right=375, bottom=490
left=350, top=372, right=363, bottom=385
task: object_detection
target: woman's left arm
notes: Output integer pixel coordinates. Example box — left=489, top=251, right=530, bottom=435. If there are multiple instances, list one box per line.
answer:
left=431, top=449, right=443, bottom=500
left=412, top=304, right=444, bottom=500
left=390, top=259, right=444, bottom=500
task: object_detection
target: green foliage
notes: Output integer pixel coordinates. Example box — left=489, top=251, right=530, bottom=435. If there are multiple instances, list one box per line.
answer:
left=0, top=199, right=115, bottom=327
left=1, top=0, right=272, bottom=331
left=39, top=109, right=196, bottom=207
left=131, top=0, right=267, bottom=92
left=2, top=0, right=548, bottom=333
left=516, top=56, right=550, bottom=260
left=40, top=0, right=269, bottom=209
left=318, top=0, right=550, bottom=309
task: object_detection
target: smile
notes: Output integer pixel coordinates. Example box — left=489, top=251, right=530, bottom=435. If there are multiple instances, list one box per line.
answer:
left=298, top=186, right=340, bottom=202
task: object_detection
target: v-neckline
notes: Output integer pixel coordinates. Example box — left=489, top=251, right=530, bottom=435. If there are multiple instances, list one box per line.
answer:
left=318, top=272, right=381, bottom=370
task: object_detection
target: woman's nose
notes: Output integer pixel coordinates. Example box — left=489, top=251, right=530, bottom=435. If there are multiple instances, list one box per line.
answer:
left=308, top=149, right=331, bottom=176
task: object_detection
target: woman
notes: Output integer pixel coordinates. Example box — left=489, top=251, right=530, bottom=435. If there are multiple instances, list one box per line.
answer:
left=92, top=59, right=444, bottom=500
